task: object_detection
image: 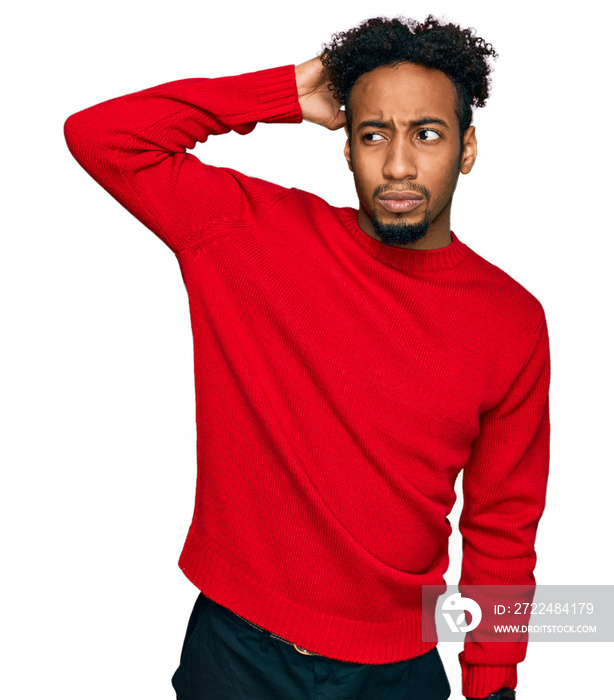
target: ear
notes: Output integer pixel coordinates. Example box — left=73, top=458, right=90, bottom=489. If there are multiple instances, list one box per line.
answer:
left=344, top=126, right=353, bottom=172
left=460, top=126, right=477, bottom=175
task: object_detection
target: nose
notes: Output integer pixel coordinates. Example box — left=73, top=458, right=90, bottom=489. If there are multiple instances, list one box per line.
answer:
left=382, top=136, right=418, bottom=181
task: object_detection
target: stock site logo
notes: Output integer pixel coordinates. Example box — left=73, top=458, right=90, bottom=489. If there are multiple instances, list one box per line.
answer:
left=441, top=592, right=482, bottom=633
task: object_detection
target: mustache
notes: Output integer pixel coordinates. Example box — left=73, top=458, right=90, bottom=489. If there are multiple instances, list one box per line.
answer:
left=373, top=182, right=430, bottom=199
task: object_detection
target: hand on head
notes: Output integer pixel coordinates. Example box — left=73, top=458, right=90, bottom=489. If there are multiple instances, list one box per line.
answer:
left=295, top=57, right=346, bottom=131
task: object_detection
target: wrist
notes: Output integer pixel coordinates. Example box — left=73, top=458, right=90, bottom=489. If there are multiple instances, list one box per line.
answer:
left=458, top=653, right=517, bottom=699
left=293, top=60, right=312, bottom=99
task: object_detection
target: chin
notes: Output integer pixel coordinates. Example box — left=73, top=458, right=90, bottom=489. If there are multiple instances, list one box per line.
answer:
left=372, top=216, right=430, bottom=247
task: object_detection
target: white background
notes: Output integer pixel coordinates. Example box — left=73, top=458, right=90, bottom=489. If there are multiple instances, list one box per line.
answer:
left=2, top=0, right=612, bottom=697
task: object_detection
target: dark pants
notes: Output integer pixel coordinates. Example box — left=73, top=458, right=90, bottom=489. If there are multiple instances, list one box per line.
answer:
left=172, top=593, right=451, bottom=699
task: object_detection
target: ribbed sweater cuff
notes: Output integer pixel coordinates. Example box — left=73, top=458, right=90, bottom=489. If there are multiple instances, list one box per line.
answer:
left=459, top=653, right=517, bottom=698
left=253, top=65, right=303, bottom=124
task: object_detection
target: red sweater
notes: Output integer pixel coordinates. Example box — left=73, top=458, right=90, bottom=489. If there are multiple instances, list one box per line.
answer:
left=65, top=65, right=550, bottom=698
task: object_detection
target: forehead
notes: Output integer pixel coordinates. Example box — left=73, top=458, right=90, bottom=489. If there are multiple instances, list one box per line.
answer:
left=350, top=62, right=458, bottom=125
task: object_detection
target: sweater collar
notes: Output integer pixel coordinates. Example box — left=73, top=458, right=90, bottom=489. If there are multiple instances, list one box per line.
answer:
left=339, top=208, right=468, bottom=273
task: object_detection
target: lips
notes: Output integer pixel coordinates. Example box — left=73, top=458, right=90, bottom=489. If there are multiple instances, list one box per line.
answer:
left=377, top=191, right=425, bottom=214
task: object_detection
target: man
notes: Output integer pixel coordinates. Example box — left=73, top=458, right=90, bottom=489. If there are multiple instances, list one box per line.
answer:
left=64, top=16, right=548, bottom=700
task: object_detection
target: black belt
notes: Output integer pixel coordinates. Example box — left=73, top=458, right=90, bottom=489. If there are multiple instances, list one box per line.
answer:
left=232, top=611, right=322, bottom=656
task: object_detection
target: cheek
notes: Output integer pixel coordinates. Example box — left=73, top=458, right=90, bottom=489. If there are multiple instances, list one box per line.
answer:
left=351, top=155, right=378, bottom=196
left=353, top=173, right=378, bottom=215
left=424, top=159, right=460, bottom=198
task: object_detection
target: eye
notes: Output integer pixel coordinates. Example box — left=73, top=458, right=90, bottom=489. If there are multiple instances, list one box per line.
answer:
left=363, top=132, right=386, bottom=142
left=417, top=129, right=440, bottom=141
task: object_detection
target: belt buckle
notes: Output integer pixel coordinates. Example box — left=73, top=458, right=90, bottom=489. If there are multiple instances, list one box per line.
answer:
left=293, top=643, right=315, bottom=656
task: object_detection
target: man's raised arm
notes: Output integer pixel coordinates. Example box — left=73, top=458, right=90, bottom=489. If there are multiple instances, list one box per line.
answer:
left=64, top=60, right=343, bottom=253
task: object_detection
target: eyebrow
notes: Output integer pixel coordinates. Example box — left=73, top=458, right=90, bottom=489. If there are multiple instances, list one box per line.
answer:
left=356, top=117, right=450, bottom=130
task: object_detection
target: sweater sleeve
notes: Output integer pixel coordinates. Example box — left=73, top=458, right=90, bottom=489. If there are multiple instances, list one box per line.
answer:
left=64, top=65, right=302, bottom=252
left=457, top=313, right=551, bottom=698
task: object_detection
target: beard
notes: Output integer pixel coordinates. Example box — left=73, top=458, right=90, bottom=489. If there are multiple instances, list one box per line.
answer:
left=371, top=215, right=431, bottom=247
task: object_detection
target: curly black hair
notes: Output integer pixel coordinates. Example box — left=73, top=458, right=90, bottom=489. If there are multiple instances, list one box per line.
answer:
left=321, top=16, right=497, bottom=138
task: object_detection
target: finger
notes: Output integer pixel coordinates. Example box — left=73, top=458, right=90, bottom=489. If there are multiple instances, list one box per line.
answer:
left=328, top=110, right=347, bottom=131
